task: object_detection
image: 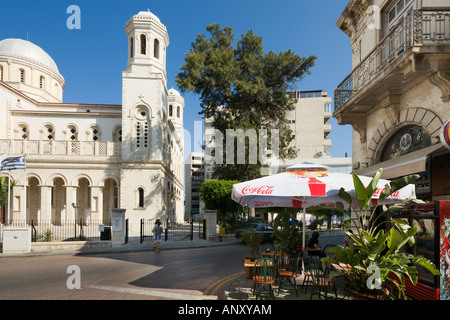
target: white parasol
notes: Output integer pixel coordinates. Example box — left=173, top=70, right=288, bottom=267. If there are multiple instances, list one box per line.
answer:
left=231, top=162, right=417, bottom=250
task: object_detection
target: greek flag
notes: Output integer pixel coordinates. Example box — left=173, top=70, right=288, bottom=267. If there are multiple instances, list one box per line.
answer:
left=1, top=154, right=26, bottom=171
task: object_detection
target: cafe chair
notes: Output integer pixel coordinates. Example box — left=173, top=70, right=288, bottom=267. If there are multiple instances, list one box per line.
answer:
left=309, top=258, right=337, bottom=300
left=301, top=250, right=317, bottom=293
left=252, top=258, right=277, bottom=300
left=277, top=252, right=301, bottom=297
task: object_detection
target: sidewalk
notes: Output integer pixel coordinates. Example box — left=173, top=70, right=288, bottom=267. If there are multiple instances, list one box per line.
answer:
left=0, top=237, right=347, bottom=301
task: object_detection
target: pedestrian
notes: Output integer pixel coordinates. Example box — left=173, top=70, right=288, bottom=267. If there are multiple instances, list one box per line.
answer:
left=153, top=219, right=163, bottom=253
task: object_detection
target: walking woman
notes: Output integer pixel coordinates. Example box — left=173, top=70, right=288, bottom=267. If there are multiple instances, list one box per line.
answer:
left=153, top=219, right=163, bottom=253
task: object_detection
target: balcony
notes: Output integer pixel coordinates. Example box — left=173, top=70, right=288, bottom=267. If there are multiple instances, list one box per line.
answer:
left=334, top=9, right=450, bottom=114
left=0, top=139, right=121, bottom=158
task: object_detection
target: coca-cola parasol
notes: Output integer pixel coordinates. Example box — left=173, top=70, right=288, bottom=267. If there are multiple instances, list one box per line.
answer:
left=231, top=162, right=416, bottom=250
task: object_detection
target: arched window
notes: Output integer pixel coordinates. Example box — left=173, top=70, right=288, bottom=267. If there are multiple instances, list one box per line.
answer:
left=169, top=105, right=173, bottom=117
left=39, top=76, right=45, bottom=89
left=177, top=106, right=180, bottom=118
left=140, top=34, right=146, bottom=55
left=138, top=187, right=144, bottom=208
left=91, top=125, right=101, bottom=141
left=113, top=126, right=122, bottom=142
left=67, top=125, right=78, bottom=141
left=130, top=37, right=134, bottom=58
left=154, top=38, right=160, bottom=59
left=17, top=124, right=29, bottom=140
left=19, top=69, right=25, bottom=83
left=134, top=106, right=150, bottom=150
left=44, top=124, right=55, bottom=140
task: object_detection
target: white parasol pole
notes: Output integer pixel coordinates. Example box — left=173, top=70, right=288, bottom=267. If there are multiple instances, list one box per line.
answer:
left=302, top=197, right=306, bottom=251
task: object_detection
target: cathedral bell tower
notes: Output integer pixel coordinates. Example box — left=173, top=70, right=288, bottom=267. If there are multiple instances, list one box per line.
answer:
left=122, top=10, right=169, bottom=161
left=120, top=10, right=171, bottom=232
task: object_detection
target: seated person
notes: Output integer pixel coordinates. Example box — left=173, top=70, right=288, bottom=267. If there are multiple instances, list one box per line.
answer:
left=307, top=232, right=325, bottom=258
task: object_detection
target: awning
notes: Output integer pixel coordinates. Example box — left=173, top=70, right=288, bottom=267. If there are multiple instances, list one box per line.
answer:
left=356, top=143, right=444, bottom=179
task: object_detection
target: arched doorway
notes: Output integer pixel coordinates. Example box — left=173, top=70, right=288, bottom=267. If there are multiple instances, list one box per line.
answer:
left=103, top=178, right=118, bottom=223
left=77, top=178, right=90, bottom=221
left=52, top=177, right=66, bottom=224
left=27, top=177, right=40, bottom=222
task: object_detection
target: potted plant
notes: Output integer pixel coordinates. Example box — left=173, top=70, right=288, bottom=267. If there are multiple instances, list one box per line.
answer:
left=321, top=169, right=441, bottom=300
left=242, top=227, right=264, bottom=261
left=241, top=228, right=264, bottom=278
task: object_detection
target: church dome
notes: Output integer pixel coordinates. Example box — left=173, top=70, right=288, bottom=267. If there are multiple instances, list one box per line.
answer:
left=168, top=88, right=181, bottom=96
left=0, top=38, right=59, bottom=72
left=136, top=10, right=161, bottom=23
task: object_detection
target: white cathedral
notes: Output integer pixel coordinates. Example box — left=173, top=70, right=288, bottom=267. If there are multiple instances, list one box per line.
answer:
left=0, top=11, right=185, bottom=235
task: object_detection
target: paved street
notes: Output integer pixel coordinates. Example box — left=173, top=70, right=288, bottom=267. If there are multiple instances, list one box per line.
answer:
left=0, top=244, right=248, bottom=300
left=0, top=231, right=346, bottom=300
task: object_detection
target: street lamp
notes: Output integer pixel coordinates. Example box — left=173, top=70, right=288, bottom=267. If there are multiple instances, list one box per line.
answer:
left=72, top=202, right=80, bottom=238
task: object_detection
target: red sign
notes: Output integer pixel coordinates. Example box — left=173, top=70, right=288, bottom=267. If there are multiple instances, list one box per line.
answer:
left=241, top=185, right=274, bottom=195
left=440, top=119, right=450, bottom=150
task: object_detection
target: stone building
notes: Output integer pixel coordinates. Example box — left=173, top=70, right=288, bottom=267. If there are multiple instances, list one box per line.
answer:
left=334, top=0, right=450, bottom=200
left=0, top=10, right=185, bottom=234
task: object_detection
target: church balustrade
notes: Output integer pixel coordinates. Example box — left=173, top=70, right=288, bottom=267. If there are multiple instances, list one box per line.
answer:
left=0, top=139, right=121, bottom=157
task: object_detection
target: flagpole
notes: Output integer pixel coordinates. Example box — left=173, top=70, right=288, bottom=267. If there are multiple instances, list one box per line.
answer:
left=7, top=170, right=10, bottom=225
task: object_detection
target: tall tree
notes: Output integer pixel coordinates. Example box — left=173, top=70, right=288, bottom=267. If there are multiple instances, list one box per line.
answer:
left=177, top=24, right=316, bottom=180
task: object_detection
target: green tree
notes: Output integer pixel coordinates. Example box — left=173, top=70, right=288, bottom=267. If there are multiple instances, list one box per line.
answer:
left=199, top=179, right=244, bottom=232
left=177, top=24, right=316, bottom=181
left=0, top=176, right=16, bottom=223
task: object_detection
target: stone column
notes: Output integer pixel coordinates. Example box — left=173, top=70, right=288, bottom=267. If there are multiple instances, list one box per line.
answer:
left=111, top=208, right=126, bottom=247
left=204, top=209, right=218, bottom=241
left=65, top=185, right=78, bottom=221
left=39, top=185, right=53, bottom=221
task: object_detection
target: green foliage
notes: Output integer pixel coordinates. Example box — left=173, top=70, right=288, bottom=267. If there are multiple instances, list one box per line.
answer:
left=241, top=227, right=263, bottom=259
left=200, top=179, right=244, bottom=232
left=321, top=169, right=440, bottom=299
left=273, top=208, right=302, bottom=256
left=43, top=229, right=52, bottom=242
left=0, top=176, right=16, bottom=207
left=176, top=24, right=316, bottom=181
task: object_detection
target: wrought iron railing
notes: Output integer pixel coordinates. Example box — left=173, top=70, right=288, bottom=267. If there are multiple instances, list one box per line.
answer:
left=334, top=9, right=450, bottom=110
left=0, top=219, right=111, bottom=241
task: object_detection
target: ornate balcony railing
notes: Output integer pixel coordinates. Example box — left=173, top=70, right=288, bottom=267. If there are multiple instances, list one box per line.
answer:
left=0, top=139, right=121, bottom=157
left=334, top=9, right=450, bottom=111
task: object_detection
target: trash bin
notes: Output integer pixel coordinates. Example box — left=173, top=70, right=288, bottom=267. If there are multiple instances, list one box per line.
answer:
left=100, top=226, right=111, bottom=240
left=219, top=227, right=226, bottom=237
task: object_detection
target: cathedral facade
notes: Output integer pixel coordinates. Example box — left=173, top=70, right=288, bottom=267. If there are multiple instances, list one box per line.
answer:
left=0, top=10, right=185, bottom=235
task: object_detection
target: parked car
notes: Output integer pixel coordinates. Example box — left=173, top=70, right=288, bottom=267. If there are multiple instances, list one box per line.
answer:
left=235, top=223, right=275, bottom=243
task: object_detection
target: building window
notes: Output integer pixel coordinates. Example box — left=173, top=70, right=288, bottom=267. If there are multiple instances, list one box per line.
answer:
left=18, top=124, right=29, bottom=140
left=154, top=38, right=160, bottom=59
left=44, top=124, right=55, bottom=140
left=140, top=34, right=146, bottom=55
left=130, top=37, right=134, bottom=58
left=19, top=69, right=25, bottom=83
left=40, top=76, right=45, bottom=89
left=134, top=106, right=150, bottom=150
left=169, top=105, right=173, bottom=117
left=0, top=66, right=3, bottom=81
left=385, top=0, right=414, bottom=33
left=68, top=125, right=78, bottom=141
left=138, top=187, right=144, bottom=208
left=113, top=126, right=122, bottom=142
left=91, top=126, right=100, bottom=141
left=177, top=106, right=180, bottom=118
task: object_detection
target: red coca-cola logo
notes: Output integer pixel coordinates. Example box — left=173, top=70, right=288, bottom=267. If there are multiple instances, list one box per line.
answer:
left=241, top=185, right=274, bottom=195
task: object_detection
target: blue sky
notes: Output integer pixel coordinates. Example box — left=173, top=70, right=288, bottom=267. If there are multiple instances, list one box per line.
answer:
left=0, top=0, right=353, bottom=158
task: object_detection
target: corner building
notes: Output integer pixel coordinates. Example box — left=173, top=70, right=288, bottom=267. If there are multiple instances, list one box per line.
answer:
left=0, top=11, right=185, bottom=235
left=334, top=0, right=450, bottom=200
